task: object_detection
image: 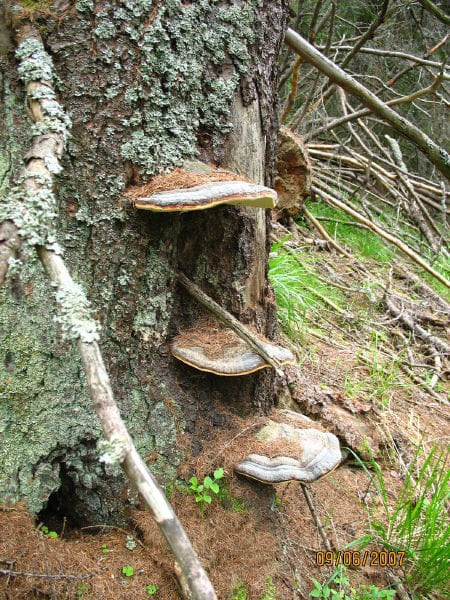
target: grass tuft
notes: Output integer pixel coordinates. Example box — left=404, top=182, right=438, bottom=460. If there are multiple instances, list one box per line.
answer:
left=348, top=445, right=450, bottom=598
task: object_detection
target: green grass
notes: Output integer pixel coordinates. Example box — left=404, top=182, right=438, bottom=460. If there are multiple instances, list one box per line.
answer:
left=348, top=445, right=450, bottom=598
left=416, top=254, right=450, bottom=301
left=343, top=332, right=408, bottom=406
left=268, top=236, right=346, bottom=341
left=306, top=199, right=450, bottom=299
left=305, top=201, right=395, bottom=263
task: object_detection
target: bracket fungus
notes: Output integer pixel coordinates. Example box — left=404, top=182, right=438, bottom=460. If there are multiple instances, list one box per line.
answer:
left=125, top=161, right=278, bottom=212
left=170, top=321, right=294, bottom=376
left=234, top=414, right=342, bottom=484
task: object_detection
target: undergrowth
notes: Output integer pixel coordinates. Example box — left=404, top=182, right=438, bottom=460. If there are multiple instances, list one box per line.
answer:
left=348, top=445, right=450, bottom=598
left=305, top=199, right=450, bottom=298
left=269, top=235, right=346, bottom=341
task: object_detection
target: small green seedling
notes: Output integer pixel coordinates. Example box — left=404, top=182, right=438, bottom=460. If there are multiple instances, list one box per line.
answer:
left=101, top=544, right=109, bottom=555
left=41, top=525, right=58, bottom=538
left=188, top=468, right=224, bottom=509
left=146, top=583, right=159, bottom=595
left=76, top=583, right=89, bottom=598
left=121, top=564, right=134, bottom=577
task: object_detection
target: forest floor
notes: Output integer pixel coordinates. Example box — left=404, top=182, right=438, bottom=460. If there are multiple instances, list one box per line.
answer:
left=1, top=205, right=448, bottom=600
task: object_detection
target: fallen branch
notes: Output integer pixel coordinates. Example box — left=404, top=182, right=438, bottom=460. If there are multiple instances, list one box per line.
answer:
left=311, top=180, right=450, bottom=288
left=417, top=0, right=450, bottom=25
left=300, top=484, right=333, bottom=552
left=285, top=31, right=449, bottom=177
left=302, top=207, right=355, bottom=259
left=384, top=294, right=449, bottom=356
left=3, top=22, right=217, bottom=600
left=392, top=261, right=450, bottom=313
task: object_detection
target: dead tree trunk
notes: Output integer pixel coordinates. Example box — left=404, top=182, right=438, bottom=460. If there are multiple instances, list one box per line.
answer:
left=0, top=0, right=288, bottom=524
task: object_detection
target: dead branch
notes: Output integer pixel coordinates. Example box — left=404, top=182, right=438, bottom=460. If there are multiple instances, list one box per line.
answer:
left=300, top=484, right=333, bottom=552
left=385, top=135, right=446, bottom=255
left=384, top=293, right=449, bottom=356
left=0, top=567, right=105, bottom=581
left=176, top=271, right=291, bottom=375
left=281, top=55, right=303, bottom=122
left=392, top=261, right=450, bottom=314
left=416, top=0, right=450, bottom=25
left=302, top=207, right=355, bottom=259
left=303, top=65, right=447, bottom=145
left=3, top=21, right=217, bottom=600
left=318, top=45, right=449, bottom=71
left=384, top=33, right=449, bottom=89
left=311, top=180, right=450, bottom=288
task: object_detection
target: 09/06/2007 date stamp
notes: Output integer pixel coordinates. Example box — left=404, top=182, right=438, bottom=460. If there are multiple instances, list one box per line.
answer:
left=315, top=551, right=405, bottom=568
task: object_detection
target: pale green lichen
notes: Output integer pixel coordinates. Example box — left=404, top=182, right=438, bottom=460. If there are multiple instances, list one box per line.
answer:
left=115, top=0, right=258, bottom=174
left=0, top=37, right=71, bottom=257
left=94, top=20, right=117, bottom=40
left=16, top=37, right=53, bottom=82
left=98, top=437, right=128, bottom=465
left=75, top=0, right=94, bottom=13
left=54, top=280, right=101, bottom=343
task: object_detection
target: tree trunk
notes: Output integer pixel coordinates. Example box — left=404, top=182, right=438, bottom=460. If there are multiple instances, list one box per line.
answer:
left=0, top=1, right=287, bottom=524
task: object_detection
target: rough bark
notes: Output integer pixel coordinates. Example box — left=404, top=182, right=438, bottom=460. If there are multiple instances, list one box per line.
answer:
left=0, top=1, right=288, bottom=523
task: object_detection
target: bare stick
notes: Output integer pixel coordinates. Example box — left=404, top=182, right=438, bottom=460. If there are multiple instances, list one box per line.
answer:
left=300, top=208, right=355, bottom=261
left=384, top=292, right=449, bottom=356
left=300, top=484, right=333, bottom=552
left=392, top=261, right=450, bottom=313
left=311, top=181, right=450, bottom=288
left=416, top=0, right=450, bottom=25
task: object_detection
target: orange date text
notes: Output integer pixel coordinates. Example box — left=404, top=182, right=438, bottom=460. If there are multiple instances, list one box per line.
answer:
left=315, top=551, right=405, bottom=567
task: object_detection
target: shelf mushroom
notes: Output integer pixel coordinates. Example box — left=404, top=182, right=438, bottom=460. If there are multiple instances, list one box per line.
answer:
left=170, top=321, right=294, bottom=376
left=125, top=161, right=278, bottom=212
left=234, top=412, right=342, bottom=550
left=234, top=417, right=342, bottom=484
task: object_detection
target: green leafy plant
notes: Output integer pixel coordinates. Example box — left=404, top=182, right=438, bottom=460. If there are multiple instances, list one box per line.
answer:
left=121, top=564, right=134, bottom=577
left=310, top=565, right=395, bottom=599
left=232, top=583, right=248, bottom=600
left=76, top=583, right=89, bottom=598
left=188, top=468, right=224, bottom=509
left=347, top=445, right=450, bottom=598
left=41, top=525, right=58, bottom=538
left=101, top=543, right=109, bottom=555
left=260, top=577, right=277, bottom=600
left=146, top=583, right=159, bottom=595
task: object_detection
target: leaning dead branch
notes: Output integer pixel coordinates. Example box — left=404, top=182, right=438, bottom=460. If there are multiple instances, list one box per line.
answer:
left=2, top=22, right=216, bottom=600
left=392, top=261, right=450, bottom=314
left=284, top=28, right=450, bottom=179
left=311, top=180, right=449, bottom=288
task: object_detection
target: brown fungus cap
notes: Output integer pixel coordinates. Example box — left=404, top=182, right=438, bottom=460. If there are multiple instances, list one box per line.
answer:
left=125, top=162, right=277, bottom=212
left=234, top=419, right=342, bottom=483
left=170, top=322, right=294, bottom=376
